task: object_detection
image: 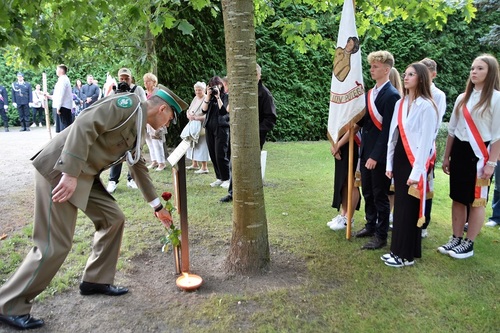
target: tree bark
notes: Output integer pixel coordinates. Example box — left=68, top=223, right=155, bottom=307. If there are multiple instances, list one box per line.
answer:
left=222, top=0, right=270, bottom=274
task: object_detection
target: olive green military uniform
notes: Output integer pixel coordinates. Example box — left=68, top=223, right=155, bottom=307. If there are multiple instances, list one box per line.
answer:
left=0, top=93, right=157, bottom=316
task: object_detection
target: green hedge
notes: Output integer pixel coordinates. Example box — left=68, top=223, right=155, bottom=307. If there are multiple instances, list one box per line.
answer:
left=156, top=6, right=498, bottom=143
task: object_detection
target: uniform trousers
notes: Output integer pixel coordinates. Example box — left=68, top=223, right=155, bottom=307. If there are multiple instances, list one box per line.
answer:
left=17, top=104, right=31, bottom=129
left=360, top=159, right=391, bottom=240
left=0, top=171, right=125, bottom=316
left=0, top=108, right=8, bottom=127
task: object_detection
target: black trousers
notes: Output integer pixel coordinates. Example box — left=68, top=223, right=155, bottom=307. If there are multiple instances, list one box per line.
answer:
left=0, top=108, right=8, bottom=126
left=109, top=163, right=132, bottom=183
left=32, top=107, right=46, bottom=125
left=206, top=126, right=230, bottom=181
left=17, top=104, right=30, bottom=128
left=58, top=107, right=73, bottom=131
left=53, top=108, right=61, bottom=133
left=360, top=159, right=391, bottom=240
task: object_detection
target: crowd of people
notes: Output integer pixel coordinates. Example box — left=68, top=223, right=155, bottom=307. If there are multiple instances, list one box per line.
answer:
left=328, top=51, right=500, bottom=268
left=0, top=63, right=277, bottom=330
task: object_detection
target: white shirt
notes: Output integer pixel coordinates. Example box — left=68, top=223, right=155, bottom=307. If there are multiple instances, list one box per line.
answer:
left=53, top=74, right=73, bottom=110
left=431, top=83, right=447, bottom=131
left=387, top=96, right=438, bottom=181
left=372, top=80, right=390, bottom=101
left=448, top=89, right=500, bottom=144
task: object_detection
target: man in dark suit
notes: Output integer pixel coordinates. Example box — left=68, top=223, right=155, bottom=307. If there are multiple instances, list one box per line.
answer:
left=11, top=72, right=32, bottom=131
left=0, top=85, right=188, bottom=330
left=81, top=74, right=100, bottom=109
left=355, top=50, right=401, bottom=249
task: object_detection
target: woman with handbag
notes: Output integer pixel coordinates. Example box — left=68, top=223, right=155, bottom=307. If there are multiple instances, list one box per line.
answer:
left=185, top=81, right=210, bottom=174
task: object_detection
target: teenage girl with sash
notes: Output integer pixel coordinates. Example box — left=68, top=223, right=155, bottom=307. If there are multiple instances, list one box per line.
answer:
left=439, top=54, right=500, bottom=259
left=383, top=63, right=439, bottom=267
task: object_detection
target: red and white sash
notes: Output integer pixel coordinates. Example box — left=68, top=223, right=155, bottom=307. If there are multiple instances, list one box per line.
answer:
left=397, top=100, right=431, bottom=227
left=367, top=89, right=383, bottom=130
left=462, top=105, right=490, bottom=207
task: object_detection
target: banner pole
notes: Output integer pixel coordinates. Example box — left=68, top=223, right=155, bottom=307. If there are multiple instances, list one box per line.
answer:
left=346, top=122, right=355, bottom=240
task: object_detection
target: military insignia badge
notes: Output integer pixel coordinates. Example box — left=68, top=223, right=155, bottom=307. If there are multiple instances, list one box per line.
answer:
left=116, top=96, right=133, bottom=108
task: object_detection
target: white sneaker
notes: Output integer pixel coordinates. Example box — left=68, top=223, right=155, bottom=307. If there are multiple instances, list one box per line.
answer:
left=127, top=179, right=138, bottom=189
left=389, top=213, right=394, bottom=223
left=210, top=179, right=223, bottom=187
left=106, top=181, right=117, bottom=193
left=327, top=215, right=342, bottom=227
left=330, top=216, right=354, bottom=231
left=421, top=229, right=428, bottom=238
left=485, top=220, right=499, bottom=227
left=30, top=123, right=37, bottom=128
left=38, top=123, right=43, bottom=127
left=220, top=180, right=230, bottom=189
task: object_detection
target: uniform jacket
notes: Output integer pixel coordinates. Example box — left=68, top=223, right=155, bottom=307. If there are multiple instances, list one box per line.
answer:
left=358, top=82, right=400, bottom=163
left=11, top=81, right=32, bottom=105
left=31, top=93, right=156, bottom=210
left=0, top=85, right=8, bottom=108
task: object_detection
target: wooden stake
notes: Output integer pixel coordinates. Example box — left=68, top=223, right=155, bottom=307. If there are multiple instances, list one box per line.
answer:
left=42, top=73, right=52, bottom=139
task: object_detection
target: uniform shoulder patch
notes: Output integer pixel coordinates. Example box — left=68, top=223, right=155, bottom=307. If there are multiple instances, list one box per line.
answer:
left=116, top=96, right=133, bottom=108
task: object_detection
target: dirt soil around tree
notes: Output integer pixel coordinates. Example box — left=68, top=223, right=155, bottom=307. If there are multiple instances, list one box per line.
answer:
left=0, top=127, right=306, bottom=333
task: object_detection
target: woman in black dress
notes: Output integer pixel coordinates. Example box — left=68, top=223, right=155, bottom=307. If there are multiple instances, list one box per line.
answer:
left=383, top=63, right=438, bottom=267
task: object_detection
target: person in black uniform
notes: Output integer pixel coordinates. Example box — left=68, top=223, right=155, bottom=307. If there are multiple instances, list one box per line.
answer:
left=11, top=72, right=32, bottom=132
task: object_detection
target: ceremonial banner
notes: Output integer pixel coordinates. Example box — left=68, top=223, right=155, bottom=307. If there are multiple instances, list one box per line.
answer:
left=328, top=0, right=365, bottom=143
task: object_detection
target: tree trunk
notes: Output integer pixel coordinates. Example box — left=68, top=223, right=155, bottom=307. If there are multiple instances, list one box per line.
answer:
left=222, top=0, right=270, bottom=274
left=145, top=26, right=158, bottom=76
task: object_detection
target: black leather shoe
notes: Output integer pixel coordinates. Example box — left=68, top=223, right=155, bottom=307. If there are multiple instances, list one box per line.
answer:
left=0, top=313, right=44, bottom=330
left=355, top=227, right=374, bottom=238
left=79, top=281, right=129, bottom=296
left=219, top=195, right=233, bottom=203
left=362, top=236, right=387, bottom=250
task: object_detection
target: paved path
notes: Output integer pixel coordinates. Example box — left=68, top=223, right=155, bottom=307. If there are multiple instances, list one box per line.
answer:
left=0, top=126, right=56, bottom=234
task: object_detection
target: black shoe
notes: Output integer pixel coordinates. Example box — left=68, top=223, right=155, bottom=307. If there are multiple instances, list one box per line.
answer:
left=362, top=236, right=387, bottom=250
left=79, top=281, right=129, bottom=296
left=20, top=128, right=27, bottom=132
left=0, top=313, right=44, bottom=330
left=355, top=227, right=374, bottom=238
left=219, top=195, right=233, bottom=203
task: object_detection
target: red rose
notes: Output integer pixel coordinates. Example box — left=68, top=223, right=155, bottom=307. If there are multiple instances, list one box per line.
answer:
left=162, top=192, right=172, bottom=201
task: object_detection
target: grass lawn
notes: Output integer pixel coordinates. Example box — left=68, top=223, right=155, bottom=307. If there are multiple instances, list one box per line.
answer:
left=1, top=140, right=499, bottom=332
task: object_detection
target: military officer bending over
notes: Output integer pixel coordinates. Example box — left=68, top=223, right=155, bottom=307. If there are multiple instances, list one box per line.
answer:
left=0, top=84, right=188, bottom=330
